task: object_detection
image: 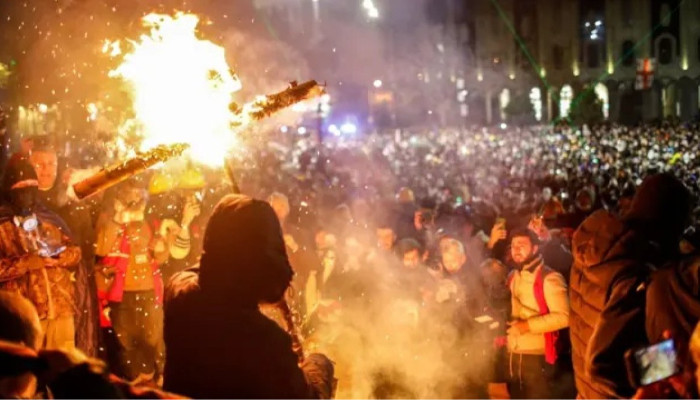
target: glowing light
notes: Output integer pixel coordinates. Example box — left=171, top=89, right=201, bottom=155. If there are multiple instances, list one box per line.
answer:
left=280, top=125, right=288, bottom=133
left=38, top=104, right=48, bottom=113
left=107, top=12, right=242, bottom=166
left=477, top=72, right=483, bottom=82
left=594, top=83, right=609, bottom=119
left=682, top=54, right=689, bottom=70
left=328, top=124, right=341, bottom=136
left=87, top=103, right=99, bottom=121
left=529, top=87, right=542, bottom=121
left=559, top=85, right=574, bottom=118
left=509, top=73, right=516, bottom=80
left=373, top=79, right=383, bottom=88
left=340, top=122, right=357, bottom=134
left=362, top=0, right=379, bottom=19
left=297, top=126, right=307, bottom=135
left=500, top=123, right=507, bottom=130
left=573, top=62, right=580, bottom=77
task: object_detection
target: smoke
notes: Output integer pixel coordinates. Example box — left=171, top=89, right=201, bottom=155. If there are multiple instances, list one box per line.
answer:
left=221, top=27, right=312, bottom=135
left=305, top=228, right=496, bottom=399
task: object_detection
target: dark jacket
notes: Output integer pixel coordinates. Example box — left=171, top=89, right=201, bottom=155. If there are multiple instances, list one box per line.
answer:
left=163, top=195, right=332, bottom=399
left=569, top=210, right=654, bottom=399
left=646, top=256, right=700, bottom=374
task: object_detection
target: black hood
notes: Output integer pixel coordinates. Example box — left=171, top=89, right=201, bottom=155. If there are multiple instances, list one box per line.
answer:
left=198, top=194, right=293, bottom=306
left=623, top=173, right=693, bottom=242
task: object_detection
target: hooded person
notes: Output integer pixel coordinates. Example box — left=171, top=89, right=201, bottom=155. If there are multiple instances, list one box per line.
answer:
left=163, top=194, right=335, bottom=399
left=570, top=173, right=693, bottom=399
left=0, top=157, right=82, bottom=351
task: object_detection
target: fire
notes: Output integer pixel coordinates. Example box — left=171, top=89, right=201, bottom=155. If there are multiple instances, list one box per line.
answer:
left=107, top=12, right=242, bottom=166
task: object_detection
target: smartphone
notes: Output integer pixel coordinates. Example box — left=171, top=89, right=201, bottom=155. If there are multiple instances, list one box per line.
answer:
left=625, top=339, right=680, bottom=388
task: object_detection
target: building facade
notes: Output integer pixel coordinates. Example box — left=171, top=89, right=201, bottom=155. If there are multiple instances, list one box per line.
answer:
left=471, top=0, right=700, bottom=124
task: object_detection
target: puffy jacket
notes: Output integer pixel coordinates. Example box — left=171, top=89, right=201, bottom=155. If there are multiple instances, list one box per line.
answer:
left=508, top=257, right=569, bottom=355
left=569, top=210, right=662, bottom=398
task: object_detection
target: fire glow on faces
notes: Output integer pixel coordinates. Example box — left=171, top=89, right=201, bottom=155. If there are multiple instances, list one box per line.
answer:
left=106, top=12, right=242, bottom=166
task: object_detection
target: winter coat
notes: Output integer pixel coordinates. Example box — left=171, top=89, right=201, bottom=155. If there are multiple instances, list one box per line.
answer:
left=508, top=256, right=569, bottom=355
left=569, top=210, right=660, bottom=399
left=646, top=255, right=700, bottom=376
left=163, top=195, right=333, bottom=399
left=0, top=204, right=81, bottom=320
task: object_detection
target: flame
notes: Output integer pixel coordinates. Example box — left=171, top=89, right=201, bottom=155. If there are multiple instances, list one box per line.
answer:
left=108, top=12, right=242, bottom=166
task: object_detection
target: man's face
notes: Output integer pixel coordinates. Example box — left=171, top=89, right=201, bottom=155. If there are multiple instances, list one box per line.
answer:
left=403, top=249, right=420, bottom=269
left=442, top=247, right=466, bottom=273
left=511, top=236, right=537, bottom=265
left=376, top=228, right=396, bottom=251
left=29, top=150, right=58, bottom=191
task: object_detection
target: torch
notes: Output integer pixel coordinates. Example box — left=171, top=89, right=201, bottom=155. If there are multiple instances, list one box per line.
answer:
left=72, top=143, right=189, bottom=200
left=232, top=80, right=326, bottom=124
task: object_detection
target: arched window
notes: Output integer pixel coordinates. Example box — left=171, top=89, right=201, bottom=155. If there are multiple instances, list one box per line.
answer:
left=560, top=85, right=574, bottom=118
left=622, top=40, right=636, bottom=67
left=499, top=88, right=510, bottom=121
left=529, top=87, right=543, bottom=121
left=594, top=83, right=609, bottom=119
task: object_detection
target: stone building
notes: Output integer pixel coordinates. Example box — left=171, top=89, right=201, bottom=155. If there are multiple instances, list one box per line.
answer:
left=471, top=0, right=700, bottom=124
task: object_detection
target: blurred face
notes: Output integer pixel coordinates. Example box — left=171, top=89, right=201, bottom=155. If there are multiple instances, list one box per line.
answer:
left=510, top=236, right=538, bottom=265
left=442, top=246, right=466, bottom=273
left=403, top=249, right=420, bottom=269
left=29, top=150, right=58, bottom=191
left=376, top=228, right=396, bottom=251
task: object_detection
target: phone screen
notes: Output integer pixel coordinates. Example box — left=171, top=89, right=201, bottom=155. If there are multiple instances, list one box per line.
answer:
left=634, top=339, right=679, bottom=386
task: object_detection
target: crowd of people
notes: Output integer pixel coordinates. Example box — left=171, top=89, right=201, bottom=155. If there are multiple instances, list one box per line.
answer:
left=0, top=120, right=700, bottom=398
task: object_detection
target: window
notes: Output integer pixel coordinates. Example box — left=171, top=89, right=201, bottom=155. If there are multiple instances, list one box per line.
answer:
left=658, top=37, right=674, bottom=65
left=622, top=40, right=636, bottom=67
left=553, top=46, right=564, bottom=70
left=587, top=43, right=601, bottom=68
left=530, top=87, right=542, bottom=121
left=621, top=0, right=633, bottom=26
left=560, top=85, right=574, bottom=118
left=660, top=3, right=671, bottom=27
left=594, top=83, right=609, bottom=119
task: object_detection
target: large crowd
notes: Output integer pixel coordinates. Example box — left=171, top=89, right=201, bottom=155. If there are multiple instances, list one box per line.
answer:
left=1, top=121, right=700, bottom=399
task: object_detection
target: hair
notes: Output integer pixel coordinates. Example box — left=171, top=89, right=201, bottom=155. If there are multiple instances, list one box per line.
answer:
left=30, top=135, right=56, bottom=153
left=440, top=238, right=465, bottom=256
left=396, top=238, right=422, bottom=256
left=509, top=227, right=540, bottom=246
left=0, top=291, right=42, bottom=350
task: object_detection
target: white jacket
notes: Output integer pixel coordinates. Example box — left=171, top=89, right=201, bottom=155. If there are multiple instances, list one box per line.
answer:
left=507, top=256, right=570, bottom=355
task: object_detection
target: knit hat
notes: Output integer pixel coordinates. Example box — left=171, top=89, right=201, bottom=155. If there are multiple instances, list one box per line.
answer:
left=623, top=173, right=693, bottom=236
